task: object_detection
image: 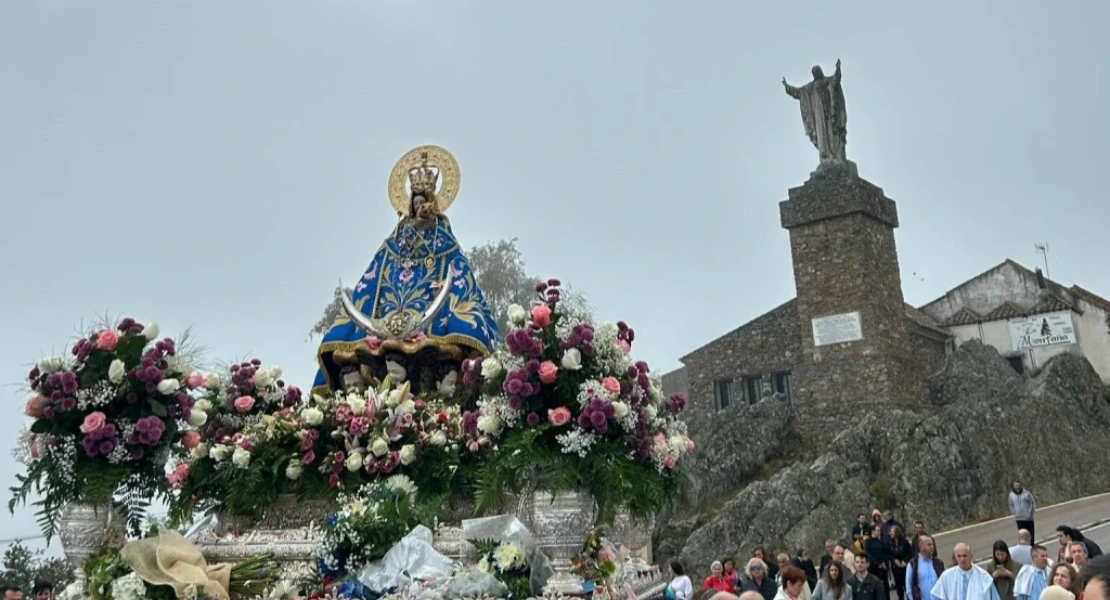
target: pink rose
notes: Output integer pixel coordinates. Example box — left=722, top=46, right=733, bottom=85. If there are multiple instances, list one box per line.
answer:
left=663, top=455, right=677, bottom=469
left=530, top=305, right=552, bottom=327
left=467, top=440, right=480, bottom=453
left=80, top=411, right=107, bottom=434
left=685, top=439, right=695, bottom=453
left=181, top=431, right=201, bottom=450
left=538, top=361, right=559, bottom=384
left=95, top=330, right=120, bottom=351
left=233, top=396, right=255, bottom=413
left=24, top=395, right=45, bottom=419
left=167, top=463, right=190, bottom=488
left=185, top=372, right=205, bottom=390
left=618, top=340, right=631, bottom=355
left=547, top=407, right=572, bottom=427
left=602, top=377, right=621, bottom=396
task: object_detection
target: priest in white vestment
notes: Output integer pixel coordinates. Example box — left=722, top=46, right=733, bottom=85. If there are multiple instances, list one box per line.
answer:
left=1014, top=546, right=1053, bottom=600
left=931, top=544, right=1000, bottom=600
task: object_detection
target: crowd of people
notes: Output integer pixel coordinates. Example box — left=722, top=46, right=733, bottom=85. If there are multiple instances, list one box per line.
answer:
left=659, top=483, right=1110, bottom=600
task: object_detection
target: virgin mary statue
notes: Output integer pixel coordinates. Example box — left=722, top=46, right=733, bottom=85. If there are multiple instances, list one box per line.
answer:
left=312, top=146, right=500, bottom=396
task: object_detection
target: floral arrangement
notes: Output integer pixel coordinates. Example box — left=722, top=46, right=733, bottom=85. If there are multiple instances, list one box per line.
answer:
left=473, top=539, right=532, bottom=599
left=464, top=279, right=693, bottom=524
left=9, top=317, right=198, bottom=537
left=569, top=527, right=619, bottom=586
left=165, top=359, right=320, bottom=524
left=81, top=540, right=277, bottom=600
left=314, top=476, right=419, bottom=581
left=168, top=372, right=487, bottom=525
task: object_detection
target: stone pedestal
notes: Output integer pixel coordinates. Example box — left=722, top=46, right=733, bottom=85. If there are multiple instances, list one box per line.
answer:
left=780, top=173, right=923, bottom=440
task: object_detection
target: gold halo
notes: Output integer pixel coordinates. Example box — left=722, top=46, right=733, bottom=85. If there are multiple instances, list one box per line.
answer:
left=387, top=145, right=461, bottom=215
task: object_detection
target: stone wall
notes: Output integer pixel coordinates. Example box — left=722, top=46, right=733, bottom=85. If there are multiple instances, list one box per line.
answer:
left=680, top=300, right=799, bottom=416
left=665, top=341, right=1110, bottom=577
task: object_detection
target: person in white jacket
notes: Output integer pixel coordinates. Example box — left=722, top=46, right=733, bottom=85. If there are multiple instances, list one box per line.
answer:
left=666, top=561, right=693, bottom=600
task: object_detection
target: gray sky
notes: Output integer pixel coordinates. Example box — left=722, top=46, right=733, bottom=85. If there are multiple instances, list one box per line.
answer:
left=1, top=1, right=1107, bottom=546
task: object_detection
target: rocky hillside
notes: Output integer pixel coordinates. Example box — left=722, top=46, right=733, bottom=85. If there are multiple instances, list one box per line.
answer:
left=657, top=341, right=1110, bottom=575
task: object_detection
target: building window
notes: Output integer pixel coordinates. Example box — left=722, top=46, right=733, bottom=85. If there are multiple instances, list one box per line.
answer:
left=772, top=371, right=793, bottom=401
left=743, top=375, right=763, bottom=404
left=1006, top=355, right=1025, bottom=375
left=713, top=379, right=734, bottom=410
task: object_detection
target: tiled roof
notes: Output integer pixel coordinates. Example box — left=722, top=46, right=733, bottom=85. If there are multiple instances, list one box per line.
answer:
left=940, top=308, right=982, bottom=327
left=904, top=303, right=949, bottom=337
left=1028, top=294, right=1076, bottom=316
left=984, top=302, right=1026, bottom=321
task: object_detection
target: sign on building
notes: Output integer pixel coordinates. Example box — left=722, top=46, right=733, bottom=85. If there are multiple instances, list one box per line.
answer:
left=812, top=311, right=863, bottom=347
left=1008, top=311, right=1077, bottom=351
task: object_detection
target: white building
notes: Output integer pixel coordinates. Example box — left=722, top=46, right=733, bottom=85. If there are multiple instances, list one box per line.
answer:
left=920, top=260, right=1110, bottom=382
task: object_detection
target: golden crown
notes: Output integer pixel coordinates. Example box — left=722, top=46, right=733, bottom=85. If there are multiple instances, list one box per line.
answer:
left=408, top=153, right=439, bottom=195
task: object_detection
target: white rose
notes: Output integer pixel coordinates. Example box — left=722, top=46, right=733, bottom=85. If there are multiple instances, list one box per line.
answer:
left=231, top=447, right=251, bottom=469
left=645, top=405, right=658, bottom=421
left=395, top=399, right=416, bottom=415
left=141, top=321, right=160, bottom=340
left=187, top=409, right=208, bottom=427
left=108, top=359, right=127, bottom=384
left=210, top=444, right=229, bottom=462
left=561, top=348, right=583, bottom=371
left=285, top=461, right=303, bottom=480
left=254, top=369, right=274, bottom=389
left=156, top=379, right=181, bottom=395
left=611, top=401, right=629, bottom=419
left=481, top=358, right=503, bottom=379
left=344, top=452, right=363, bottom=472
left=348, top=397, right=366, bottom=415
left=399, top=444, right=417, bottom=466
left=194, top=399, right=212, bottom=413
left=669, top=435, right=685, bottom=450
left=477, top=415, right=502, bottom=435
left=428, top=431, right=448, bottom=447
left=371, top=437, right=389, bottom=457
left=191, top=443, right=209, bottom=459
left=204, top=373, right=221, bottom=390
left=39, top=357, right=63, bottom=373
left=301, top=407, right=324, bottom=426
left=506, top=304, right=527, bottom=326
left=270, top=366, right=283, bottom=379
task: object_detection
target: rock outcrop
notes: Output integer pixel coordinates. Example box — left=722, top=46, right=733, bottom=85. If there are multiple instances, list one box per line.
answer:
left=665, top=341, right=1110, bottom=576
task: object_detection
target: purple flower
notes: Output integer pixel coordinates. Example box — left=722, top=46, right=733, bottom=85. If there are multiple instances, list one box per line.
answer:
left=526, top=412, right=541, bottom=427
left=506, top=379, right=524, bottom=395
left=130, top=447, right=144, bottom=460
left=508, top=396, right=522, bottom=410
left=60, top=397, right=76, bottom=411
left=99, top=440, right=116, bottom=456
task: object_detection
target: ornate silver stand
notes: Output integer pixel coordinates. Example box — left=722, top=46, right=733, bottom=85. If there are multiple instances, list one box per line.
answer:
left=194, top=495, right=332, bottom=580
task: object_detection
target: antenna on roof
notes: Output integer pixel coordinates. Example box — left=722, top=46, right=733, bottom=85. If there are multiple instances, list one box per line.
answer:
left=1034, top=243, right=1050, bottom=280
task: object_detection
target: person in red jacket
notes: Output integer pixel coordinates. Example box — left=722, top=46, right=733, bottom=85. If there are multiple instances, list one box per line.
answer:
left=705, top=561, right=736, bottom=594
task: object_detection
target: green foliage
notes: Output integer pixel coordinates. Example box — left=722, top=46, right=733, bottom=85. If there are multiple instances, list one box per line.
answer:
left=317, top=483, right=420, bottom=576
left=0, top=541, right=74, bottom=592
left=869, top=473, right=893, bottom=509
left=474, top=426, right=679, bottom=527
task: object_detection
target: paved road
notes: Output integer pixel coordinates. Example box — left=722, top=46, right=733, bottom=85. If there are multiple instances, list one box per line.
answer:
left=932, top=492, right=1110, bottom=562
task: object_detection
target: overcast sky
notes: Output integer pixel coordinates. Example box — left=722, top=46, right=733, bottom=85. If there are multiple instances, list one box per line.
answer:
left=1, top=1, right=1107, bottom=546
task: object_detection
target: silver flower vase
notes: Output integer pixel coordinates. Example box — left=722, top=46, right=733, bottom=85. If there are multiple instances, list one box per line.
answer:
left=59, top=503, right=120, bottom=594
left=515, top=489, right=598, bottom=595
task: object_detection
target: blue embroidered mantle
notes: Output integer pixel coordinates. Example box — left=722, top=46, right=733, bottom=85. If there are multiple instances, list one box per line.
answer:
left=312, top=216, right=499, bottom=392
